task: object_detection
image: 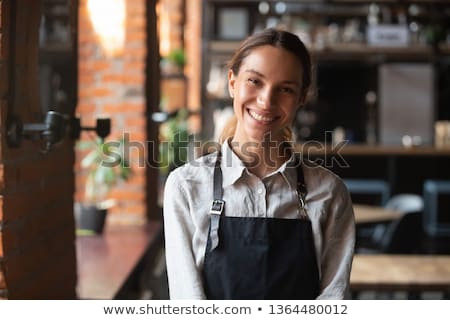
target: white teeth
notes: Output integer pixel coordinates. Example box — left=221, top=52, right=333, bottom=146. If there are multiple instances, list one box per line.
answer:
left=249, top=110, right=274, bottom=122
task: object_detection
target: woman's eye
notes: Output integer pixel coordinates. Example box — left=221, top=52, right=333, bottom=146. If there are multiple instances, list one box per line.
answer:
left=247, top=78, right=260, bottom=85
left=280, top=87, right=295, bottom=94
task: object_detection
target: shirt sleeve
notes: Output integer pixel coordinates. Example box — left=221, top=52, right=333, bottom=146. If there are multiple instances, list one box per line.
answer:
left=163, top=170, right=206, bottom=299
left=317, top=178, right=355, bottom=299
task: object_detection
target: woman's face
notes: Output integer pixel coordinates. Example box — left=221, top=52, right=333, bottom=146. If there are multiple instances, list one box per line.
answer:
left=229, top=45, right=304, bottom=144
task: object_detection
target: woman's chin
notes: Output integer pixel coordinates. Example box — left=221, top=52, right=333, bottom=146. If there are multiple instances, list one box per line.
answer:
left=241, top=129, right=285, bottom=145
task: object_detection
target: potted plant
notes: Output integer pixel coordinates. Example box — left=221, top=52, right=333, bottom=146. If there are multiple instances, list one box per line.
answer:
left=76, top=137, right=132, bottom=235
left=158, top=108, right=189, bottom=175
left=160, top=48, right=186, bottom=75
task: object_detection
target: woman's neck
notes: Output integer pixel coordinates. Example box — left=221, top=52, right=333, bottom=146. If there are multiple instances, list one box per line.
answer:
left=230, top=138, right=291, bottom=178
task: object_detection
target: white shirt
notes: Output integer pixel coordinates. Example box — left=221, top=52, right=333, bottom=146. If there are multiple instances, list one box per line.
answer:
left=163, top=141, right=355, bottom=299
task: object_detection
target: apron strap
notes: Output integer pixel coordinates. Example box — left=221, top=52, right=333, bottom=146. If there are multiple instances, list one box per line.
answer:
left=209, top=152, right=224, bottom=251
left=295, top=156, right=306, bottom=192
left=295, top=156, right=308, bottom=216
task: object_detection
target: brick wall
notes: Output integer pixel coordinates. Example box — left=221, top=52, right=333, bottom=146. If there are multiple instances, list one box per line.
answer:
left=158, top=0, right=201, bottom=133
left=0, top=0, right=77, bottom=299
left=185, top=0, right=201, bottom=132
left=157, top=0, right=184, bottom=56
left=76, top=0, right=147, bottom=225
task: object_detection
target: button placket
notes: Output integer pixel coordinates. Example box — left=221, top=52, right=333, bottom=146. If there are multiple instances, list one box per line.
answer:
left=256, top=181, right=266, bottom=218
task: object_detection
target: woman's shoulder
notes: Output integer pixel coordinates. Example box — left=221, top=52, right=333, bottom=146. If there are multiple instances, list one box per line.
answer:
left=302, top=159, right=347, bottom=192
left=168, top=151, right=218, bottom=183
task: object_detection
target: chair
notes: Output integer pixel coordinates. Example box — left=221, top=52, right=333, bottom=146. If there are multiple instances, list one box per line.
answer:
left=354, top=210, right=425, bottom=299
left=343, top=179, right=391, bottom=206
left=357, top=194, right=424, bottom=254
left=384, top=194, right=424, bottom=212
left=423, top=180, right=450, bottom=237
left=357, top=210, right=423, bottom=254
left=380, top=211, right=423, bottom=253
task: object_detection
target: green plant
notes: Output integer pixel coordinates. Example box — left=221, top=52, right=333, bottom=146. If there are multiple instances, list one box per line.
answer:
left=167, top=48, right=186, bottom=68
left=159, top=109, right=189, bottom=175
left=78, top=137, right=132, bottom=206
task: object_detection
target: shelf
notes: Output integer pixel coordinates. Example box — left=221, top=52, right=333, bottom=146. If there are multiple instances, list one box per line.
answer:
left=295, top=144, right=450, bottom=157
left=202, top=0, right=450, bottom=141
left=209, top=40, right=241, bottom=52
left=331, top=0, right=450, bottom=3
left=209, top=40, right=435, bottom=60
left=161, top=73, right=187, bottom=80
left=312, top=43, right=434, bottom=61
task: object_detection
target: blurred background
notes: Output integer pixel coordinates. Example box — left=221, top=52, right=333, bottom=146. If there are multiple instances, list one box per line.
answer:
left=1, top=0, right=450, bottom=300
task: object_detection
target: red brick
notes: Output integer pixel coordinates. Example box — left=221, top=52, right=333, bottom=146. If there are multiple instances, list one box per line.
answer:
left=127, top=173, right=146, bottom=185
left=103, top=103, right=144, bottom=113
left=101, top=74, right=123, bottom=83
left=78, top=32, right=98, bottom=44
left=78, top=76, right=96, bottom=88
left=76, top=102, right=96, bottom=113
left=126, top=32, right=146, bottom=42
left=110, top=189, right=145, bottom=202
left=79, top=86, right=112, bottom=99
left=125, top=117, right=146, bottom=128
left=124, top=60, right=145, bottom=71
left=81, top=60, right=111, bottom=72
left=125, top=46, right=147, bottom=57
left=123, top=74, right=144, bottom=85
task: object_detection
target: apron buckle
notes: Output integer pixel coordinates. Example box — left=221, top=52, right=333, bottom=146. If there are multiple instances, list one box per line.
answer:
left=296, top=191, right=308, bottom=219
left=210, top=199, right=225, bottom=215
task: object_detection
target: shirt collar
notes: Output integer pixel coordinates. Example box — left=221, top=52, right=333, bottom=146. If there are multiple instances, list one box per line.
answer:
left=220, top=139, right=298, bottom=190
left=220, top=139, right=246, bottom=187
left=276, top=152, right=298, bottom=191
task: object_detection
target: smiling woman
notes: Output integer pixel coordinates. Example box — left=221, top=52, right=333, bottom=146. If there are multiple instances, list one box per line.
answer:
left=229, top=46, right=302, bottom=144
left=163, top=28, right=355, bottom=300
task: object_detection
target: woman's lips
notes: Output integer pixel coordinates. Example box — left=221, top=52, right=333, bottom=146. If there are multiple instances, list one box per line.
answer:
left=248, top=109, right=277, bottom=123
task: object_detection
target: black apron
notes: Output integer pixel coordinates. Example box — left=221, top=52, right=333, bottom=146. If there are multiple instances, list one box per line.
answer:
left=202, top=154, right=320, bottom=299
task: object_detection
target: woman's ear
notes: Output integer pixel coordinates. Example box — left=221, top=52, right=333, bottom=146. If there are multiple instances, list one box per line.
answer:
left=228, top=69, right=235, bottom=98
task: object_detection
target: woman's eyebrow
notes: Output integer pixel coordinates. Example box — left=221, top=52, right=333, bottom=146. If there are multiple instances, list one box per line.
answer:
left=244, top=68, right=300, bottom=86
left=244, top=69, right=265, bottom=78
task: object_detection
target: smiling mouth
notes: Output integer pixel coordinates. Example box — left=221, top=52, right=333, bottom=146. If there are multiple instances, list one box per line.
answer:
left=248, top=109, right=277, bottom=123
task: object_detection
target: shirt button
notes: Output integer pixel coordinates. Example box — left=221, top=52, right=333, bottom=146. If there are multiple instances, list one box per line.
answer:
left=257, top=188, right=264, bottom=195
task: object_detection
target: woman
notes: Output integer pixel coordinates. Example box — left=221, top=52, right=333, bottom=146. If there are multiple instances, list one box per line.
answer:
left=164, top=28, right=355, bottom=299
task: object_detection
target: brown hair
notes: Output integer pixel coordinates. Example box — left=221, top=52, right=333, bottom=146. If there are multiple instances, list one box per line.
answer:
left=219, top=28, right=312, bottom=144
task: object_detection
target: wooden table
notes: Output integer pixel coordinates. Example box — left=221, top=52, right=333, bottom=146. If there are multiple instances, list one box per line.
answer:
left=76, top=222, right=161, bottom=299
left=353, top=204, right=403, bottom=225
left=351, top=254, right=450, bottom=292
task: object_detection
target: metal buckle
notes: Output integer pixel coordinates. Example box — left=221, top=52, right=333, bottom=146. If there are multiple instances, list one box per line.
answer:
left=296, top=190, right=308, bottom=219
left=210, top=199, right=225, bottom=215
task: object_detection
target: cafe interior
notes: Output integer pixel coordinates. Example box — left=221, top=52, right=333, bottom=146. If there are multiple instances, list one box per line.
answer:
left=1, top=0, right=450, bottom=300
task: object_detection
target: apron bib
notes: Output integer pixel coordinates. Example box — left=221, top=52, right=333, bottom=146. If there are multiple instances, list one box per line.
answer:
left=202, top=154, right=320, bottom=299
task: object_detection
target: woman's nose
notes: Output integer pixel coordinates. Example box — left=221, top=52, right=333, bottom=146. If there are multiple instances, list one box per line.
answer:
left=257, top=88, right=275, bottom=109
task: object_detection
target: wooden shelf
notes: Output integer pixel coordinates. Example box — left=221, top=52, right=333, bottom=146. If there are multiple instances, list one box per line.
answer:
left=332, top=0, right=450, bottom=3
left=295, top=143, right=450, bottom=156
left=312, top=43, right=433, bottom=61
left=209, top=41, right=435, bottom=60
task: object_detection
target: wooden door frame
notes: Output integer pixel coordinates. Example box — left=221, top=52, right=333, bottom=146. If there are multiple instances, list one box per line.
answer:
left=145, top=0, right=161, bottom=220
